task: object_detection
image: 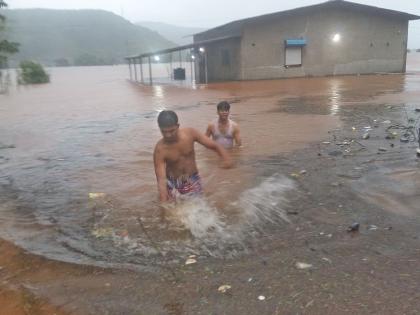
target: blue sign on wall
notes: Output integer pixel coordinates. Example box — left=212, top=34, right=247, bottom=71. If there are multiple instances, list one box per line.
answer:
left=285, top=39, right=307, bottom=47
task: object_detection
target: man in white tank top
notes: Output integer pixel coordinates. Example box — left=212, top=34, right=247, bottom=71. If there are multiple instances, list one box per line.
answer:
left=205, top=101, right=241, bottom=149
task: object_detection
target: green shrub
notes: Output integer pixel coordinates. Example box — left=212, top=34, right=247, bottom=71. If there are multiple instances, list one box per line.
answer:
left=18, top=60, right=50, bottom=84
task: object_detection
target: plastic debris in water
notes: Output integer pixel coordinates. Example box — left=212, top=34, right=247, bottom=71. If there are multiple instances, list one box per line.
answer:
left=218, top=285, right=231, bottom=293
left=258, top=295, right=266, bottom=301
left=91, top=228, right=114, bottom=238
left=185, top=258, right=197, bottom=265
left=89, top=192, right=106, bottom=199
left=347, top=222, right=360, bottom=232
left=362, top=133, right=370, bottom=140
left=322, top=257, right=332, bottom=264
left=295, top=262, right=313, bottom=269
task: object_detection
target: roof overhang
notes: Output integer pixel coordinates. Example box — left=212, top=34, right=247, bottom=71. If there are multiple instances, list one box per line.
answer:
left=125, top=35, right=241, bottom=60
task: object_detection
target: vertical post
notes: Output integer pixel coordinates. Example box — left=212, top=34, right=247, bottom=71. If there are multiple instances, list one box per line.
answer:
left=128, top=59, right=133, bottom=81
left=190, top=52, right=193, bottom=83
left=139, top=57, right=144, bottom=84
left=169, top=53, right=173, bottom=80
left=148, top=56, right=153, bottom=85
left=402, top=23, right=408, bottom=73
left=204, top=49, right=208, bottom=84
left=179, top=50, right=182, bottom=68
left=134, top=57, right=138, bottom=82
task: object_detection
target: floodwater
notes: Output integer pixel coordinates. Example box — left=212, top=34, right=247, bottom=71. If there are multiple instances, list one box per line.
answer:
left=1, top=54, right=419, bottom=268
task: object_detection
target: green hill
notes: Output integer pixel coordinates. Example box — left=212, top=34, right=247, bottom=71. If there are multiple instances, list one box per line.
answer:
left=2, top=9, right=176, bottom=66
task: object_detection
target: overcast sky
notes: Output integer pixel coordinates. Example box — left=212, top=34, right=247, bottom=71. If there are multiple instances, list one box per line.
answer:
left=6, top=0, right=420, bottom=47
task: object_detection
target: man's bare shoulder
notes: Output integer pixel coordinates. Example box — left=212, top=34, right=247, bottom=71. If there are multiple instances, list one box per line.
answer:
left=230, top=120, right=239, bottom=128
left=180, top=127, right=199, bottom=137
left=154, top=139, right=166, bottom=152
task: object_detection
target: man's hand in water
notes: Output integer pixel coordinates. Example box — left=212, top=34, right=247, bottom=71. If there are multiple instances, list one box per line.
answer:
left=221, top=156, right=233, bottom=169
left=194, top=129, right=234, bottom=169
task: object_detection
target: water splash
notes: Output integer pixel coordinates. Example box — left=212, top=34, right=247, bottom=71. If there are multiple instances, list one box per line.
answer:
left=91, top=174, right=296, bottom=261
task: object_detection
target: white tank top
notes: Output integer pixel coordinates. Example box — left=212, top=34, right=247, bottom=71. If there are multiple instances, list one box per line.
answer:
left=212, top=119, right=234, bottom=149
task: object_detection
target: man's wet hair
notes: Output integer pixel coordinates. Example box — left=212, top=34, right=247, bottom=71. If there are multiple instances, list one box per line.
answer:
left=157, top=110, right=178, bottom=128
left=217, top=101, right=230, bottom=112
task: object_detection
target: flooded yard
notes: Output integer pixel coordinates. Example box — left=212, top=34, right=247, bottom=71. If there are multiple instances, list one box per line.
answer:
left=0, top=53, right=419, bottom=314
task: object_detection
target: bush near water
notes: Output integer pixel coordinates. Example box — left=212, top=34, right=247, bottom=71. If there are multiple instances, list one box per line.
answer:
left=18, top=60, right=50, bottom=84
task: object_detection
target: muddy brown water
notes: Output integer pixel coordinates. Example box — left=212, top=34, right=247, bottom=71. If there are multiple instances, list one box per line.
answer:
left=1, top=55, right=420, bottom=269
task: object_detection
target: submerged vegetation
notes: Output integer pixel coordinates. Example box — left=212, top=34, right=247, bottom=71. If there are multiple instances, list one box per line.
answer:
left=18, top=60, right=50, bottom=84
left=0, top=1, right=19, bottom=93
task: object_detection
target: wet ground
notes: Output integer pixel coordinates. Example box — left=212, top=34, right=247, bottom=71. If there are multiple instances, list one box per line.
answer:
left=0, top=54, right=420, bottom=314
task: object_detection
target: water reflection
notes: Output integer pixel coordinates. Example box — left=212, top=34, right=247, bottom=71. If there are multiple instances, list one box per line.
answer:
left=328, top=79, right=342, bottom=115
left=152, top=85, right=164, bottom=99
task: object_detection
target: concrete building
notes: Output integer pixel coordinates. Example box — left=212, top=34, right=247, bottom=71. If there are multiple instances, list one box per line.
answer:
left=192, top=0, right=420, bottom=82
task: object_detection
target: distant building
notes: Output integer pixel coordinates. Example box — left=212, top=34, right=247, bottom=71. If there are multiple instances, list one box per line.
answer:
left=126, top=0, right=420, bottom=84
left=192, top=0, right=420, bottom=82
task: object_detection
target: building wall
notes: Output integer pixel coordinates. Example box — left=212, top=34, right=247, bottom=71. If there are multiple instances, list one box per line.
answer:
left=197, top=38, right=241, bottom=82
left=239, top=8, right=408, bottom=80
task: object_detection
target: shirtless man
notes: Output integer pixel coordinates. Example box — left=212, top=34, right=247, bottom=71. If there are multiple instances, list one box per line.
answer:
left=206, top=101, right=241, bottom=149
left=154, top=110, right=232, bottom=202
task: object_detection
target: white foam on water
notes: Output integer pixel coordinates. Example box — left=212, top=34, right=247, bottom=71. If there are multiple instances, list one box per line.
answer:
left=92, top=174, right=297, bottom=260
left=237, top=174, right=294, bottom=226
left=165, top=197, right=227, bottom=240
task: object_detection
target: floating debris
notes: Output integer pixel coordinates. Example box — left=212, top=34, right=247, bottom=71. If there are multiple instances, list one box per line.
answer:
left=322, top=257, right=332, bottom=264
left=258, top=295, right=266, bottom=301
left=347, top=222, right=360, bottom=232
left=89, top=192, right=106, bottom=199
left=295, top=262, right=313, bottom=270
left=328, top=150, right=343, bottom=157
left=218, top=285, right=232, bottom=293
left=91, top=228, right=114, bottom=238
left=400, top=135, right=409, bottom=143
left=185, top=255, right=197, bottom=265
left=362, top=133, right=370, bottom=140
left=367, top=225, right=378, bottom=231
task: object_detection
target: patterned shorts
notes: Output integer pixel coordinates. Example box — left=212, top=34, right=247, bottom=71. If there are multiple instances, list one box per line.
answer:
left=167, top=173, right=203, bottom=199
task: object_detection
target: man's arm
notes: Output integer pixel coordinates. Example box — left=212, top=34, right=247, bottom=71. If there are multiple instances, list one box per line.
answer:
left=153, top=144, right=169, bottom=202
left=192, top=128, right=232, bottom=168
left=233, top=123, right=242, bottom=147
left=205, top=124, right=213, bottom=138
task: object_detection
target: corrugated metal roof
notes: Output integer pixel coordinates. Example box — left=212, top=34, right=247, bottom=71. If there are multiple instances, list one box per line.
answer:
left=194, top=0, right=420, bottom=39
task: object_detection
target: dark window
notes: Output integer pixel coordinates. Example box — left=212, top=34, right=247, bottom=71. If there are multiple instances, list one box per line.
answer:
left=221, top=49, right=230, bottom=66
